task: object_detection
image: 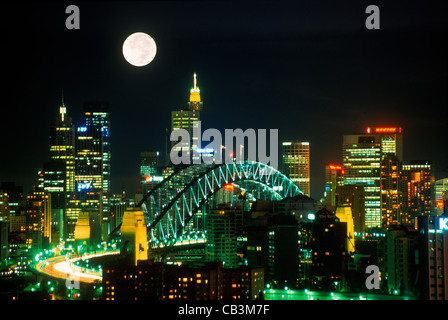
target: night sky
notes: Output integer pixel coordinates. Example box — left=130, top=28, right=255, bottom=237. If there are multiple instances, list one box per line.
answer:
left=2, top=1, right=447, bottom=200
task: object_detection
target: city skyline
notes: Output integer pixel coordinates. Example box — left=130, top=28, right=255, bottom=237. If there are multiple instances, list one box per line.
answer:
left=1, top=1, right=448, bottom=304
left=2, top=1, right=447, bottom=200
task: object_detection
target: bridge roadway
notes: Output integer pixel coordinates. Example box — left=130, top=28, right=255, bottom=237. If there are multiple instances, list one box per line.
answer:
left=33, top=250, right=120, bottom=284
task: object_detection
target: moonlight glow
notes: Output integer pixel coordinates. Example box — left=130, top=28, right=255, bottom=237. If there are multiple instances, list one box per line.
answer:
left=122, top=32, right=157, bottom=67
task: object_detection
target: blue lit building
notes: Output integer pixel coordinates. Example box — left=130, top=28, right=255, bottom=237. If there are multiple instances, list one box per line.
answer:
left=72, top=123, right=104, bottom=246
left=84, top=102, right=111, bottom=221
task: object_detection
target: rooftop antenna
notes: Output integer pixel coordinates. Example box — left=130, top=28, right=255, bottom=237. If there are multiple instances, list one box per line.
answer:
left=60, top=90, right=67, bottom=122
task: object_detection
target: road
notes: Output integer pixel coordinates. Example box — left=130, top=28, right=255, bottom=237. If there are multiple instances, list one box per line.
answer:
left=33, top=250, right=120, bottom=284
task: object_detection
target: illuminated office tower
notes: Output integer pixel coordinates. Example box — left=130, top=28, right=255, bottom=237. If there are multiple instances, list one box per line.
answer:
left=188, top=73, right=203, bottom=112
left=417, top=216, right=448, bottom=300
left=42, top=161, right=66, bottom=244
left=70, top=124, right=104, bottom=245
left=170, top=73, right=202, bottom=165
left=205, top=206, right=242, bottom=269
left=433, top=178, right=448, bottom=215
left=84, top=102, right=111, bottom=220
left=282, top=142, right=310, bottom=197
left=343, top=127, right=403, bottom=230
left=336, top=185, right=366, bottom=234
left=49, top=99, right=75, bottom=243
left=120, top=208, right=148, bottom=266
left=324, top=164, right=344, bottom=209
left=49, top=98, right=76, bottom=192
left=0, top=191, right=9, bottom=222
left=380, top=154, right=402, bottom=228
left=401, top=161, right=434, bottom=228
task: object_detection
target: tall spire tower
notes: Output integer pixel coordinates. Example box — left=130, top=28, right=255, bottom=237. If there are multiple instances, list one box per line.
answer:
left=188, top=73, right=203, bottom=111
left=60, top=92, right=67, bottom=122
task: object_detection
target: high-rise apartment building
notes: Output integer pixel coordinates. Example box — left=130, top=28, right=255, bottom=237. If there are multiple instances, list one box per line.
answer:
left=281, top=141, right=310, bottom=197
left=25, top=187, right=51, bottom=254
left=385, top=226, right=418, bottom=296
left=380, top=154, right=402, bottom=228
left=49, top=99, right=76, bottom=194
left=343, top=127, right=403, bottom=230
left=401, top=161, right=434, bottom=228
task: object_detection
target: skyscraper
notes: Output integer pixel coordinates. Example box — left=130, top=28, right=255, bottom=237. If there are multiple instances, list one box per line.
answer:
left=72, top=123, right=104, bottom=244
left=25, top=187, right=51, bottom=253
left=324, top=164, right=344, bottom=209
left=401, top=161, right=434, bottom=228
left=380, top=154, right=402, bottom=228
left=84, top=102, right=111, bottom=219
left=417, top=215, right=448, bottom=300
left=434, top=178, right=448, bottom=215
left=49, top=98, right=76, bottom=193
left=42, top=161, right=66, bottom=244
left=342, top=127, right=403, bottom=229
left=281, top=141, right=310, bottom=197
left=49, top=98, right=75, bottom=243
left=140, top=151, right=162, bottom=195
left=170, top=73, right=203, bottom=165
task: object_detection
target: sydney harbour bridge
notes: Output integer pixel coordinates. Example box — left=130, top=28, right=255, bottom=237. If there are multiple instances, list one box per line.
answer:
left=32, top=161, right=303, bottom=283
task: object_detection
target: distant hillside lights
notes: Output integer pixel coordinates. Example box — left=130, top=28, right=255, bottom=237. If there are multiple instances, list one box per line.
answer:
left=170, top=120, right=278, bottom=170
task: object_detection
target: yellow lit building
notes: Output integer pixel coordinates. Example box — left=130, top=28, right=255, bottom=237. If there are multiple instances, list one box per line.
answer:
left=335, top=205, right=355, bottom=254
left=120, top=209, right=148, bottom=266
left=74, top=211, right=90, bottom=247
left=170, top=73, right=203, bottom=164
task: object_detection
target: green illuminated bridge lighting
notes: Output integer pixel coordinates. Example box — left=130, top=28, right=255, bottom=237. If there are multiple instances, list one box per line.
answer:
left=111, top=161, right=303, bottom=249
left=33, top=161, right=303, bottom=283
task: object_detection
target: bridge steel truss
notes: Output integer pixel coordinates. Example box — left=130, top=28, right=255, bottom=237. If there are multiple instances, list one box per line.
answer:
left=139, top=161, right=303, bottom=248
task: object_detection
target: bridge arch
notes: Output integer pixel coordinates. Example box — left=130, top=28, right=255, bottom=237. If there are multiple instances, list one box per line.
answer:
left=140, top=161, right=303, bottom=247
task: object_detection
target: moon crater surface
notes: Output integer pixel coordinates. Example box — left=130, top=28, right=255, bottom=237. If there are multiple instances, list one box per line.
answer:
left=122, top=32, right=157, bottom=67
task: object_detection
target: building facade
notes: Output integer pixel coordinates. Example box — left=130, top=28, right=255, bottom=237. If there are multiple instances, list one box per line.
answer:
left=170, top=73, right=203, bottom=165
left=380, top=154, right=402, bottom=228
left=417, top=215, right=448, bottom=300
left=281, top=141, right=310, bottom=197
left=343, top=127, right=403, bottom=230
left=401, top=161, right=434, bottom=228
left=49, top=100, right=75, bottom=243
left=324, top=164, right=344, bottom=209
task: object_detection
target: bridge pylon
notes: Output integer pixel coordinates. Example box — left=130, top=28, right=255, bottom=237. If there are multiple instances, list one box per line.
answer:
left=120, top=208, right=150, bottom=266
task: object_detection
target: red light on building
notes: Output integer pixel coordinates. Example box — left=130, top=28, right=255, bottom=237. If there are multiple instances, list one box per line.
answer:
left=145, top=175, right=151, bottom=182
left=367, top=127, right=402, bottom=134
left=437, top=200, right=444, bottom=208
left=374, top=127, right=397, bottom=133
left=223, top=184, right=234, bottom=191
left=329, top=164, right=343, bottom=171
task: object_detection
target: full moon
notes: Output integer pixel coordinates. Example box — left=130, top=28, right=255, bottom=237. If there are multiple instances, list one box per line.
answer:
left=122, top=32, right=157, bottom=67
